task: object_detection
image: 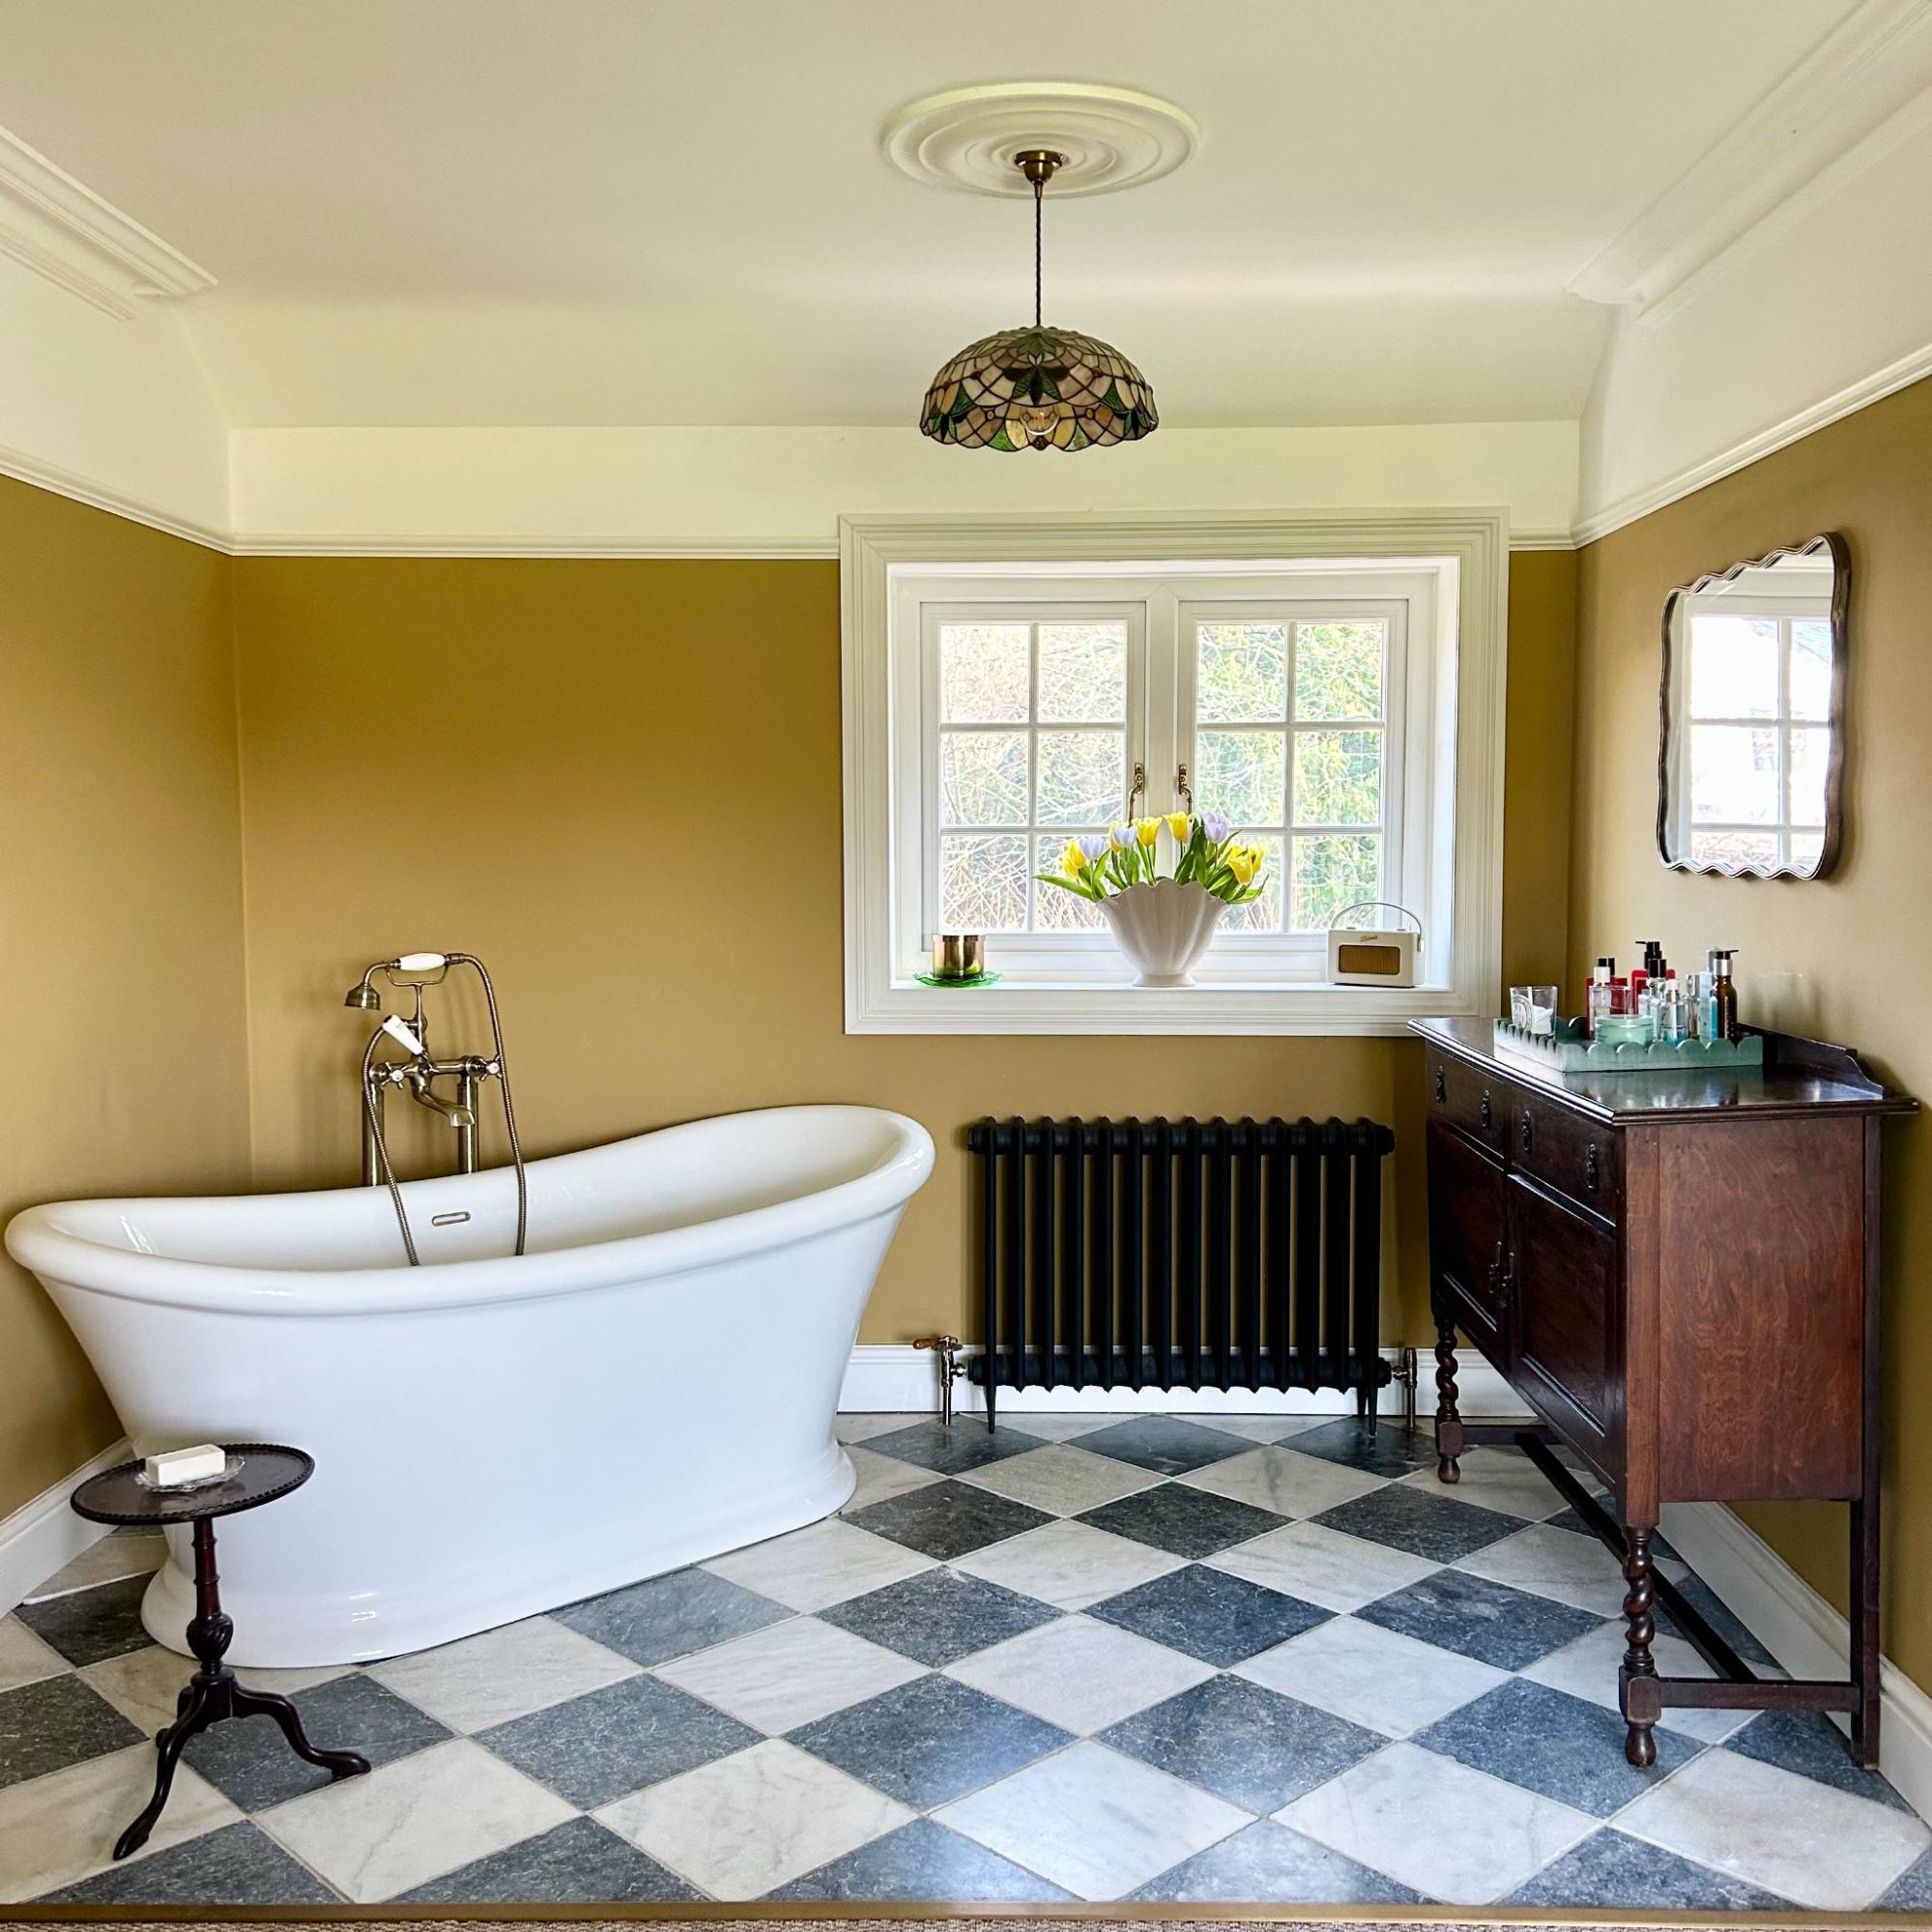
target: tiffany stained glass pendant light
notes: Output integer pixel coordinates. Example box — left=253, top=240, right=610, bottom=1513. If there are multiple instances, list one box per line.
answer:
left=918, top=148, right=1158, bottom=452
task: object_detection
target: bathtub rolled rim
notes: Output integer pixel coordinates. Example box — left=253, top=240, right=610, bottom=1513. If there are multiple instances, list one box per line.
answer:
left=4, top=1103, right=936, bottom=1316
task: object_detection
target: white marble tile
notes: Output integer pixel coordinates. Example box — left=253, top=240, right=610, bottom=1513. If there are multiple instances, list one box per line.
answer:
left=1518, top=1619, right=1753, bottom=1744
left=1176, top=1444, right=1387, bottom=1517
left=1237, top=1613, right=1510, bottom=1738
left=703, top=1516, right=933, bottom=1612
left=950, top=1517, right=1186, bottom=1611
left=25, top=1532, right=167, bottom=1601
left=599, top=1738, right=911, bottom=1898
left=258, top=1737, right=573, bottom=1902
left=1617, top=1747, right=1931, bottom=1911
left=1181, top=1413, right=1320, bottom=1443
left=1205, top=1519, right=1435, bottom=1613
left=656, top=1614, right=924, bottom=1734
left=82, top=1646, right=348, bottom=1736
left=946, top=1614, right=1215, bottom=1734
left=365, top=1615, right=639, bottom=1732
left=1278, top=1739, right=1597, bottom=1903
left=0, top=1745, right=241, bottom=1898
left=1454, top=1521, right=1627, bottom=1615
left=842, top=1444, right=944, bottom=1511
left=835, top=1412, right=923, bottom=1444
left=992, top=1413, right=1117, bottom=1441
left=1398, top=1446, right=1565, bottom=1519
left=0, top=1615, right=68, bottom=1693
left=936, top=1739, right=1248, bottom=1900
left=957, top=1444, right=1162, bottom=1515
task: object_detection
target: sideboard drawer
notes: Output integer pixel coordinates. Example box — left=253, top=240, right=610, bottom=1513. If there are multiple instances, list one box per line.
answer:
left=1427, top=1051, right=1515, bottom=1160
left=1514, top=1093, right=1622, bottom=1221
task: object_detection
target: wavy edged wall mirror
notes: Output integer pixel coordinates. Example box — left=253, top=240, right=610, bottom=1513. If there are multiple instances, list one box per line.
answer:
left=1658, top=532, right=1849, bottom=880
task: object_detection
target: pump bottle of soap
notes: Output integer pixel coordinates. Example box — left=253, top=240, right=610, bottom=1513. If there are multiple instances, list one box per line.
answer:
left=1707, top=948, right=1741, bottom=1044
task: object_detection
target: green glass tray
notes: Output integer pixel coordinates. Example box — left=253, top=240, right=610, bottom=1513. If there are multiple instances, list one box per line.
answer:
left=1492, top=1018, right=1763, bottom=1076
left=915, top=970, right=1003, bottom=990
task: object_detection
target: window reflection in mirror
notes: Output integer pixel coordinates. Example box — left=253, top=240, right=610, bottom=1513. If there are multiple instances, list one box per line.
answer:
left=1659, top=533, right=1847, bottom=879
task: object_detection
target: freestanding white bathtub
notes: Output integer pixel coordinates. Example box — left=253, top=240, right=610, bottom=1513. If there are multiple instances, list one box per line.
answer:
left=6, top=1106, right=934, bottom=1666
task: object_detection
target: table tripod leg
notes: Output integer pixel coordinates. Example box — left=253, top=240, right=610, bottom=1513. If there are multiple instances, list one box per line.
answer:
left=115, top=1679, right=216, bottom=1860
left=228, top=1683, right=370, bottom=1780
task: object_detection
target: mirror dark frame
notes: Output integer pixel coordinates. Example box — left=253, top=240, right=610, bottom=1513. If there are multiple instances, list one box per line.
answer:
left=1657, top=531, right=1850, bottom=880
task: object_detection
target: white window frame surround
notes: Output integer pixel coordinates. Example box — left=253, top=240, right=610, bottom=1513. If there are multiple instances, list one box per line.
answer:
left=841, top=510, right=1510, bottom=1036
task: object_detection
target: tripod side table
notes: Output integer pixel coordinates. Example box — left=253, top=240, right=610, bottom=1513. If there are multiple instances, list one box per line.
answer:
left=71, top=1442, right=369, bottom=1860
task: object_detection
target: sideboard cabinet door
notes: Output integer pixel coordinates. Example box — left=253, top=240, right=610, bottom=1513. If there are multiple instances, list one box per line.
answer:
left=1426, top=1118, right=1510, bottom=1353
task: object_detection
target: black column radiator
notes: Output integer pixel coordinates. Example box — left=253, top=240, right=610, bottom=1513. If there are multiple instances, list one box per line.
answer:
left=966, top=1115, right=1397, bottom=1430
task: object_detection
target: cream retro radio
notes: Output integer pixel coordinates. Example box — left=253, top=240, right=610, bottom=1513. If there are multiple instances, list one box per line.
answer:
left=1326, top=903, right=1422, bottom=987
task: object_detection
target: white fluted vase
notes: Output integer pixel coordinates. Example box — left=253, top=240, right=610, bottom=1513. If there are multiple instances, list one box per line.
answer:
left=1100, top=879, right=1226, bottom=988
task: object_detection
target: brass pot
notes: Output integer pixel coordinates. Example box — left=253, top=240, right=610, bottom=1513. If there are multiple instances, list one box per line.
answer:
left=931, top=934, right=986, bottom=982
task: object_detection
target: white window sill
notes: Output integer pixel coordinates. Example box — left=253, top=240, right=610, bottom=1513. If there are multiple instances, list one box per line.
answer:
left=847, top=977, right=1478, bottom=1037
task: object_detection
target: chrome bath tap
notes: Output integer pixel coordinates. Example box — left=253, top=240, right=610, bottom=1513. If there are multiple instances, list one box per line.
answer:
left=342, top=951, right=527, bottom=1264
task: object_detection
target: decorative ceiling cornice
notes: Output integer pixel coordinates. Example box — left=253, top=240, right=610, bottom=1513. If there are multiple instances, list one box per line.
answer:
left=1568, top=0, right=1932, bottom=321
left=0, top=124, right=215, bottom=320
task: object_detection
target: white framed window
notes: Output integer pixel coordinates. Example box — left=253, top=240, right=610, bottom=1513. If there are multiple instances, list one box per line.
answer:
left=842, top=511, right=1509, bottom=1035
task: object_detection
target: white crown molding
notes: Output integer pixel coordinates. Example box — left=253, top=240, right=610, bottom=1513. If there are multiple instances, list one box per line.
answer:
left=225, top=531, right=844, bottom=560
left=0, top=125, right=215, bottom=320
left=0, top=439, right=229, bottom=551
left=1569, top=0, right=1932, bottom=319
left=1572, top=334, right=1932, bottom=547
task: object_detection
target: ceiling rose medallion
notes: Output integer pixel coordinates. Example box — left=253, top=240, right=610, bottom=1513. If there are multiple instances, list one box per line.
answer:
left=918, top=147, right=1157, bottom=453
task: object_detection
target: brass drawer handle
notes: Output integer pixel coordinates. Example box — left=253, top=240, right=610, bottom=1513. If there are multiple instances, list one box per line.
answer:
left=1519, top=1112, right=1534, bottom=1156
left=1481, top=1090, right=1493, bottom=1130
left=1585, top=1142, right=1600, bottom=1191
left=1433, top=1067, right=1446, bottom=1104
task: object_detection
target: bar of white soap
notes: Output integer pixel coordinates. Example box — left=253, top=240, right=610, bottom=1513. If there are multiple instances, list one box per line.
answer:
left=144, top=1443, right=225, bottom=1487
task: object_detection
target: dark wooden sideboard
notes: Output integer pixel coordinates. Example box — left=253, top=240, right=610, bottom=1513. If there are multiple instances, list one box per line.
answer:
left=1411, top=1014, right=1915, bottom=1767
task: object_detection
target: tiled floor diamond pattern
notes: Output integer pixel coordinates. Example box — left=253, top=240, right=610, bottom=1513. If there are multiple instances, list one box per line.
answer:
left=2, top=1412, right=1926, bottom=1909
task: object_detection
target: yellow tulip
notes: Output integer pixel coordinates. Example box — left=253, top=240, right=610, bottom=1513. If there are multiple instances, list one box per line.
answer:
left=1229, top=847, right=1259, bottom=885
left=1166, top=812, right=1191, bottom=841
left=1062, top=839, right=1086, bottom=878
left=1135, top=817, right=1160, bottom=847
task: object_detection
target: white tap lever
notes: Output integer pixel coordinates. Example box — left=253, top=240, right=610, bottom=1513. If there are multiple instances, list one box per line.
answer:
left=380, top=1014, right=426, bottom=1056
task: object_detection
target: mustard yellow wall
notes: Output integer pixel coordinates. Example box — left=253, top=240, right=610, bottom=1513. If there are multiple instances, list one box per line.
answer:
left=1569, top=375, right=1932, bottom=1686
left=0, top=478, right=251, bottom=1517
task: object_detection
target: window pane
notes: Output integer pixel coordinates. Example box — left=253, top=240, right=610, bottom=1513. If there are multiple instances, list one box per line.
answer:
left=1690, top=725, right=1780, bottom=823
left=1197, top=622, right=1287, bottom=722
left=940, top=623, right=1029, bottom=723
left=1788, top=726, right=1830, bottom=826
left=1036, top=730, right=1126, bottom=826
left=1690, top=828, right=1779, bottom=869
left=1791, top=621, right=1832, bottom=721
left=939, top=730, right=1028, bottom=826
left=1217, top=834, right=1283, bottom=934
left=1033, top=834, right=1107, bottom=931
left=1689, top=615, right=1778, bottom=718
left=1197, top=730, right=1286, bottom=828
left=1790, top=829, right=1825, bottom=871
left=1037, top=621, right=1127, bottom=722
left=1293, top=729, right=1383, bottom=827
left=939, top=833, right=1028, bottom=932
left=1294, top=621, right=1385, bottom=720
left=1291, top=834, right=1381, bottom=933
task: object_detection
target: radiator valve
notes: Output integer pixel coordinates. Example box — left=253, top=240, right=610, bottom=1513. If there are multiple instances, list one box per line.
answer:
left=912, top=1334, right=966, bottom=1427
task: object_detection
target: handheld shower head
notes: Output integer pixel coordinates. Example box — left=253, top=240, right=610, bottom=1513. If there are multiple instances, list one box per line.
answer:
left=344, top=982, right=382, bottom=1011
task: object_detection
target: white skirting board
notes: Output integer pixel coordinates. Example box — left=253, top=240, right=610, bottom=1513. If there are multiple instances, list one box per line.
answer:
left=837, top=1343, right=1529, bottom=1422
left=0, top=1437, right=128, bottom=1617
left=1660, top=1497, right=1932, bottom=1822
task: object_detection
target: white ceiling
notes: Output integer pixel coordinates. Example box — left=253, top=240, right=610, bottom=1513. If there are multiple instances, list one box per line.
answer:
left=0, top=0, right=1863, bottom=430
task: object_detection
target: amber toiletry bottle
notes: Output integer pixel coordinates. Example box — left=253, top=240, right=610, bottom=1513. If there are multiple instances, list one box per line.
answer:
left=1709, top=948, right=1740, bottom=1044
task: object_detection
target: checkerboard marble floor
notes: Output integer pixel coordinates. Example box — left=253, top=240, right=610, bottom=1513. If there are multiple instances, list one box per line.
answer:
left=4, top=1413, right=1929, bottom=1910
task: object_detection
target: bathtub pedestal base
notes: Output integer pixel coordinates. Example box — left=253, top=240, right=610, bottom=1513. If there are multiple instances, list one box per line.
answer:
left=116, top=1517, right=369, bottom=1860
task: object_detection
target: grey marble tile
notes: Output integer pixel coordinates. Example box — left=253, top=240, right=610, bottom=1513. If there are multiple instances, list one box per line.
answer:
left=1725, top=1707, right=1914, bottom=1812
left=1129, top=1818, right=1427, bottom=1905
left=1087, top=1564, right=1329, bottom=1666
left=1878, top=1848, right=1932, bottom=1910
left=480, top=1671, right=759, bottom=1809
left=1312, top=1485, right=1520, bottom=1563
left=0, top=1672, right=142, bottom=1790
left=767, top=1815, right=1075, bottom=1901
left=26, top=1532, right=167, bottom=1600
left=1656, top=1574, right=1778, bottom=1669
left=861, top=1419, right=1041, bottom=1475
left=554, top=1565, right=789, bottom=1667
left=1413, top=1677, right=1697, bottom=1817
left=1078, top=1484, right=1285, bottom=1558
left=183, top=1670, right=448, bottom=1811
left=1101, top=1672, right=1383, bottom=1811
left=820, top=1569, right=1059, bottom=1666
left=391, top=1814, right=702, bottom=1903
left=0, top=1615, right=67, bottom=1694
left=1505, top=1826, right=1792, bottom=1909
left=1356, top=1568, right=1603, bottom=1671
left=845, top=1478, right=1052, bottom=1562
left=37, top=1819, right=337, bottom=1905
left=15, top=1573, right=154, bottom=1667
left=1283, top=1417, right=1435, bottom=1479
left=791, top=1671, right=1069, bottom=1808
left=1075, top=1416, right=1252, bottom=1476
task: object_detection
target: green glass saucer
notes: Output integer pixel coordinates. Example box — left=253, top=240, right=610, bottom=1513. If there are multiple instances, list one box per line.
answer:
left=915, top=969, right=1003, bottom=989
